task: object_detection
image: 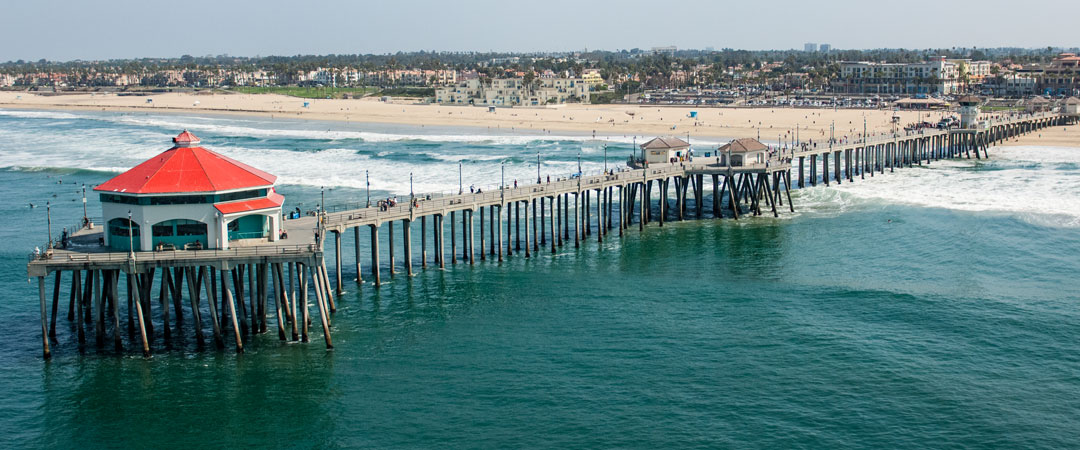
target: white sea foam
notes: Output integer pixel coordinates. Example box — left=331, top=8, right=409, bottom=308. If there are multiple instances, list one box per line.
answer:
left=0, top=109, right=82, bottom=120
left=795, top=145, right=1080, bottom=228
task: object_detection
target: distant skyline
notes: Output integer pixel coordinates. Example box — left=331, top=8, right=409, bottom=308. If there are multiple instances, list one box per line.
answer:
left=4, top=0, right=1078, bottom=62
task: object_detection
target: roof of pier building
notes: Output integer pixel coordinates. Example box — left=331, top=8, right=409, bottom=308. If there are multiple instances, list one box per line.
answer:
left=719, top=138, right=769, bottom=154
left=94, top=131, right=277, bottom=195
left=640, top=136, right=690, bottom=150
left=1065, top=97, right=1080, bottom=105
left=957, top=95, right=982, bottom=105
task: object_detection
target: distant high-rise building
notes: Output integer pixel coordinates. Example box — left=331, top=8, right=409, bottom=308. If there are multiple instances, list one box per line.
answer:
left=804, top=43, right=817, bottom=52
left=651, top=46, right=677, bottom=56
left=819, top=44, right=831, bottom=53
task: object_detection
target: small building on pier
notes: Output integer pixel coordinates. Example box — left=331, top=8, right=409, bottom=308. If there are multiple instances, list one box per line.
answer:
left=640, top=136, right=690, bottom=164
left=1064, top=97, right=1080, bottom=115
left=1025, top=96, right=1051, bottom=113
left=957, top=95, right=981, bottom=128
left=94, top=131, right=283, bottom=251
left=718, top=138, right=769, bottom=167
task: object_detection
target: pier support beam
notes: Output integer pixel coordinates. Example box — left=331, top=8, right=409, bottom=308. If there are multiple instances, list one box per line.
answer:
left=370, top=224, right=381, bottom=287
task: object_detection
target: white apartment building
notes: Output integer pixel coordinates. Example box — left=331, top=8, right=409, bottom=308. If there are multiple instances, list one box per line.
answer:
left=837, top=58, right=960, bottom=94
left=436, top=77, right=589, bottom=106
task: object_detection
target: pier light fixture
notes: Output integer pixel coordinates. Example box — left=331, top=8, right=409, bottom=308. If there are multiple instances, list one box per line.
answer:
left=46, top=202, right=52, bottom=249
left=81, top=184, right=87, bottom=223
left=537, top=150, right=541, bottom=184
left=459, top=162, right=463, bottom=195
left=320, top=186, right=325, bottom=214
left=603, top=143, right=607, bottom=173
left=366, top=170, right=370, bottom=208
left=127, top=210, right=134, bottom=257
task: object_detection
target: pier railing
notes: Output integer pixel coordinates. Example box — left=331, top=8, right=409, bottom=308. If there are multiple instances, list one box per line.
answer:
left=31, top=242, right=318, bottom=265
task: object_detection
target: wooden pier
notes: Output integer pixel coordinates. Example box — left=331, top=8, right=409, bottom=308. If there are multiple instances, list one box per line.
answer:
left=27, top=111, right=1070, bottom=358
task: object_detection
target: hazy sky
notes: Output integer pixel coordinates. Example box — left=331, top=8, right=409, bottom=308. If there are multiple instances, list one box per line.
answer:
left=4, top=0, right=1077, bottom=61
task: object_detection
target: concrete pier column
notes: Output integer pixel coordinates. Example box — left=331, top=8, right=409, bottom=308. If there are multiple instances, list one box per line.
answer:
left=798, top=156, right=805, bottom=187
left=497, top=205, right=504, bottom=261
left=549, top=197, right=557, bottom=253
left=479, top=207, right=486, bottom=261
left=823, top=152, right=830, bottom=186
left=420, top=216, right=427, bottom=268
left=563, top=193, right=570, bottom=240
left=403, top=219, right=413, bottom=277
left=524, top=203, right=531, bottom=258
left=514, top=202, right=521, bottom=251
left=596, top=190, right=603, bottom=244
left=834, top=150, right=842, bottom=184
left=489, top=206, right=496, bottom=256
left=532, top=199, right=539, bottom=252
left=334, top=231, right=342, bottom=295
left=506, top=203, right=514, bottom=256
left=557, top=195, right=565, bottom=247
left=370, top=224, right=380, bottom=287
left=388, top=220, right=396, bottom=278
left=574, top=193, right=580, bottom=248
left=462, top=208, right=470, bottom=263
left=450, top=210, right=457, bottom=264
left=354, top=226, right=363, bottom=283
left=639, top=181, right=646, bottom=231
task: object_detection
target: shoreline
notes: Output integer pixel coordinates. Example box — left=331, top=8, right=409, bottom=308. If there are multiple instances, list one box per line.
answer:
left=2, top=91, right=1077, bottom=147
left=0, top=91, right=971, bottom=142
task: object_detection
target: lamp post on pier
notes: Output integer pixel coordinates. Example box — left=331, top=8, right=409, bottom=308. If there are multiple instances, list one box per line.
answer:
left=365, top=170, right=370, bottom=208
left=81, top=184, right=87, bottom=224
left=537, top=150, right=541, bottom=184
left=46, top=202, right=52, bottom=249
left=458, top=162, right=463, bottom=195
left=127, top=210, right=134, bottom=257
left=603, top=143, right=608, bottom=173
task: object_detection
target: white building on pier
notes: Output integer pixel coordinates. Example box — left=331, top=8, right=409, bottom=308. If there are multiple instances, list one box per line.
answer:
left=94, top=131, right=283, bottom=252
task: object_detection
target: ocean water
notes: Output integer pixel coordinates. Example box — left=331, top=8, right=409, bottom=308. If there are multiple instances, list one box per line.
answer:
left=1, top=109, right=1079, bottom=449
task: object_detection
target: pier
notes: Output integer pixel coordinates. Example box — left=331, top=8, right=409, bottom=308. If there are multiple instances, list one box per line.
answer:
left=27, top=111, right=1071, bottom=358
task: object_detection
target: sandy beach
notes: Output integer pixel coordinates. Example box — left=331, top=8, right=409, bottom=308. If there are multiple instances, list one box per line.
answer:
left=0, top=91, right=1011, bottom=143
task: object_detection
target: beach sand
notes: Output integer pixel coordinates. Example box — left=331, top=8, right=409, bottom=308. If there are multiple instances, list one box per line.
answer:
left=0, top=91, right=992, bottom=143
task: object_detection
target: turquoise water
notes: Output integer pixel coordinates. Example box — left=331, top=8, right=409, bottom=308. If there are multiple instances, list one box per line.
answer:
left=2, top=109, right=1079, bottom=448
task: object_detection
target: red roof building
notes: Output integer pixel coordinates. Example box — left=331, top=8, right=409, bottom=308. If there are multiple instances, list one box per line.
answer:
left=95, top=130, right=276, bottom=194
left=95, top=131, right=284, bottom=251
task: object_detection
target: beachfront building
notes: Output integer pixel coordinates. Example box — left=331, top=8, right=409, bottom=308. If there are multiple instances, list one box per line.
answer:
left=835, top=58, right=960, bottom=95
left=94, top=131, right=283, bottom=252
left=582, top=69, right=604, bottom=87
left=718, top=138, right=769, bottom=167
left=949, top=59, right=993, bottom=86
left=1038, top=53, right=1080, bottom=96
left=435, top=77, right=589, bottom=106
left=640, top=136, right=691, bottom=164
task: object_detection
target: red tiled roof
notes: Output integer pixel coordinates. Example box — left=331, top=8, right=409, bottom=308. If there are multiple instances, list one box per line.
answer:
left=214, top=192, right=284, bottom=215
left=173, top=130, right=201, bottom=146
left=95, top=131, right=276, bottom=194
